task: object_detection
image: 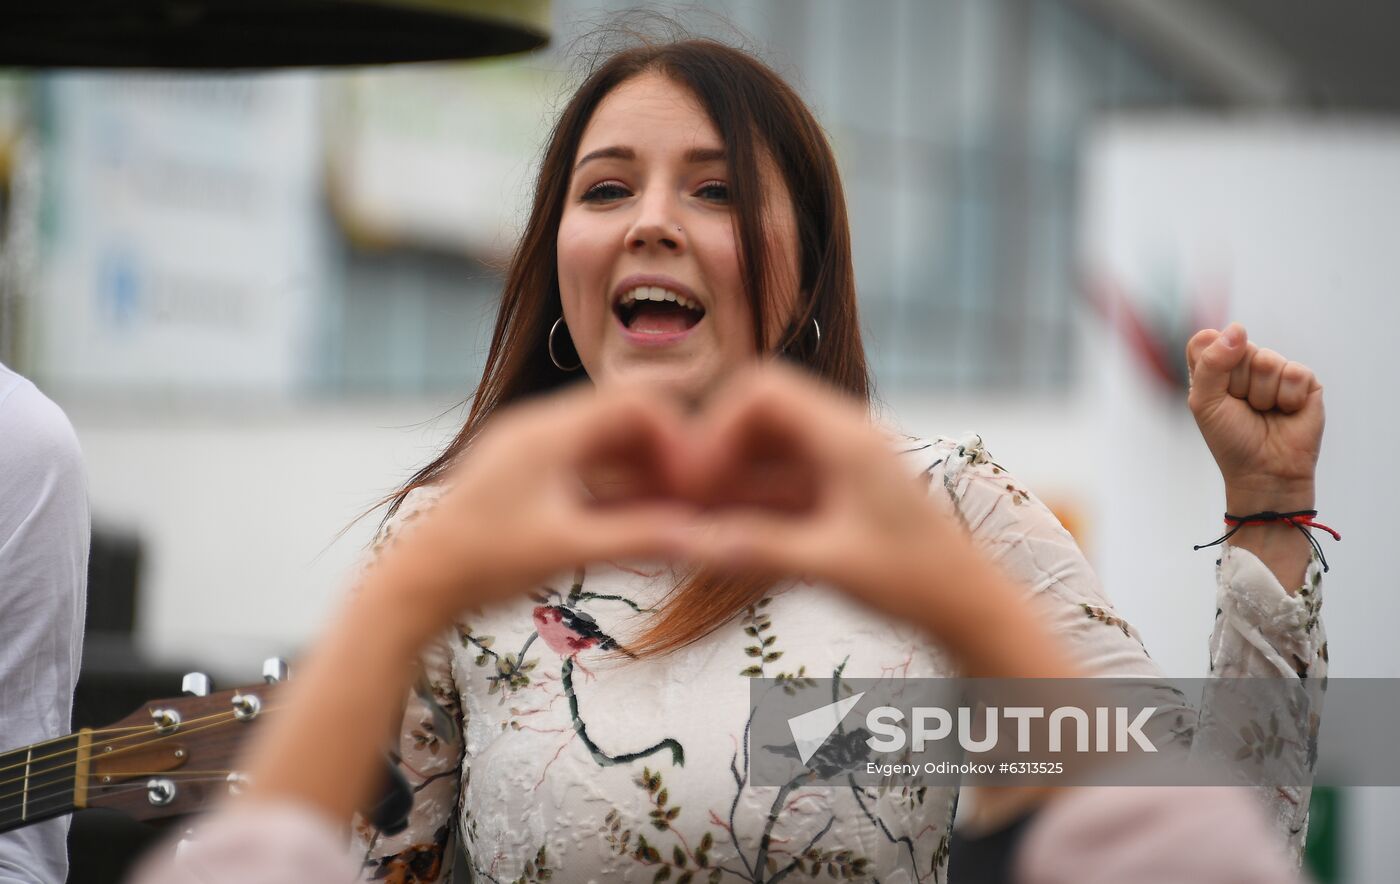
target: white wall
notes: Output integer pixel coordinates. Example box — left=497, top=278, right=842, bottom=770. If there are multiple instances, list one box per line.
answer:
left=67, top=399, right=463, bottom=680
left=1081, top=117, right=1400, bottom=884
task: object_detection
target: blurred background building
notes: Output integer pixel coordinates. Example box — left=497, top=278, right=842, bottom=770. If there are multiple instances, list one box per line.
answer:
left=0, top=1, right=1396, bottom=881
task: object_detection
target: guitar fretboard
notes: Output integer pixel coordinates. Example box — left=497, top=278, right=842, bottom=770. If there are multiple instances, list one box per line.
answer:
left=0, top=735, right=82, bottom=834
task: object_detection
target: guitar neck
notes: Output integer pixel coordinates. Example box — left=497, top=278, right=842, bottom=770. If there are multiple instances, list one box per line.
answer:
left=0, top=732, right=86, bottom=835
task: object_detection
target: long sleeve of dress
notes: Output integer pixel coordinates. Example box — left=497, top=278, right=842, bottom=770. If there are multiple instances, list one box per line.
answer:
left=349, top=486, right=466, bottom=883
left=918, top=434, right=1325, bottom=861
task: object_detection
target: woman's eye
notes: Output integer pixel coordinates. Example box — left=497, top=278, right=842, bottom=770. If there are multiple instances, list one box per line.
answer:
left=695, top=180, right=730, bottom=202
left=581, top=181, right=630, bottom=202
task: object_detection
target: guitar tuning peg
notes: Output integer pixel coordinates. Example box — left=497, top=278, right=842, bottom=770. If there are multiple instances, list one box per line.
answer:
left=182, top=672, right=212, bottom=697
left=262, top=657, right=289, bottom=684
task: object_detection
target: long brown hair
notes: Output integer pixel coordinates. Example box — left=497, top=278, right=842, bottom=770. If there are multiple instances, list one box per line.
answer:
left=384, top=36, right=871, bottom=656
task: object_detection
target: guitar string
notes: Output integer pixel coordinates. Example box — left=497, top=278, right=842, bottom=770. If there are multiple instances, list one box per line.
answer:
left=0, top=714, right=238, bottom=795
left=0, top=705, right=264, bottom=783
left=0, top=709, right=278, bottom=805
left=0, top=710, right=271, bottom=801
left=10, top=773, right=242, bottom=826
left=0, top=723, right=151, bottom=757
left=0, top=685, right=285, bottom=779
left=0, top=723, right=160, bottom=784
left=0, top=715, right=246, bottom=811
left=0, top=708, right=271, bottom=818
left=18, top=769, right=242, bottom=813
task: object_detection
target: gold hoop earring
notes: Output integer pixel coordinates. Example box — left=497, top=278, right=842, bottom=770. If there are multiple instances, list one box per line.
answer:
left=549, top=316, right=581, bottom=372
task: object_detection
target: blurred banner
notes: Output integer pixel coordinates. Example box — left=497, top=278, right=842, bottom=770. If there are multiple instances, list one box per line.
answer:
left=326, top=62, right=561, bottom=259
left=30, top=75, right=324, bottom=397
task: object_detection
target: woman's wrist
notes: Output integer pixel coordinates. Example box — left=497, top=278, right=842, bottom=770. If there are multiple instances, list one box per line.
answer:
left=357, top=540, right=478, bottom=653
left=1222, top=481, right=1317, bottom=542
left=1218, top=479, right=1318, bottom=593
left=1223, top=478, right=1316, bottom=514
left=349, top=580, right=443, bottom=658
left=242, top=578, right=432, bottom=818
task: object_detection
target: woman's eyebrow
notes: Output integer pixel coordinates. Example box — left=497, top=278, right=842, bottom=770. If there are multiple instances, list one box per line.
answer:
left=573, top=145, right=727, bottom=173
left=574, top=145, right=633, bottom=172
left=685, top=147, right=726, bottom=164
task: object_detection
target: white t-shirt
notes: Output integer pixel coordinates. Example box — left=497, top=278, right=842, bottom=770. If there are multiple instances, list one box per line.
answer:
left=0, top=363, right=88, bottom=884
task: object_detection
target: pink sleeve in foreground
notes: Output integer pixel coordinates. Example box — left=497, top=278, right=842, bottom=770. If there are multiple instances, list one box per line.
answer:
left=1015, top=786, right=1306, bottom=884
left=125, top=802, right=359, bottom=884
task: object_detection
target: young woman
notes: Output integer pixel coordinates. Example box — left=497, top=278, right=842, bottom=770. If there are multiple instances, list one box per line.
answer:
left=132, top=38, right=1325, bottom=884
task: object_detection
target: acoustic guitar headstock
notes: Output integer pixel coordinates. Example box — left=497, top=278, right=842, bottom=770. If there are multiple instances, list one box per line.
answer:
left=80, top=658, right=288, bottom=823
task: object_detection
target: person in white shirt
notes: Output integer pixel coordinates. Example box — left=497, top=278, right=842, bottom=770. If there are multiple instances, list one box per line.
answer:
left=0, top=362, right=88, bottom=884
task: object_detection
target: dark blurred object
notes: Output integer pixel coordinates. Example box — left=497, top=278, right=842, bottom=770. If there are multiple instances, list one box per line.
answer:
left=84, top=528, right=139, bottom=636
left=948, top=813, right=1038, bottom=884
left=0, top=0, right=549, bottom=68
left=67, top=812, right=170, bottom=884
left=365, top=755, right=414, bottom=836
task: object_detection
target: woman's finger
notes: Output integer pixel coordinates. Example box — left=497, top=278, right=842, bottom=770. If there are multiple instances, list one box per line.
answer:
left=1187, top=323, right=1249, bottom=414
left=695, top=365, right=872, bottom=506
left=555, top=387, right=692, bottom=501
left=563, top=502, right=701, bottom=564
left=1275, top=361, right=1316, bottom=414
left=1245, top=347, right=1287, bottom=411
left=677, top=509, right=826, bottom=580
left=1227, top=341, right=1259, bottom=399
left=690, top=371, right=821, bottom=506
left=1185, top=328, right=1221, bottom=383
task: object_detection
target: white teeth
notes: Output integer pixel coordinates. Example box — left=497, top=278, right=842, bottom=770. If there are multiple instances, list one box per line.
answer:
left=619, top=285, right=702, bottom=313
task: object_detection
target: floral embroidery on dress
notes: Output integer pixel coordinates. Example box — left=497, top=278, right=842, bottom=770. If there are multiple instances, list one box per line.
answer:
left=468, top=570, right=685, bottom=767
left=739, top=599, right=781, bottom=678
left=1081, top=603, right=1135, bottom=639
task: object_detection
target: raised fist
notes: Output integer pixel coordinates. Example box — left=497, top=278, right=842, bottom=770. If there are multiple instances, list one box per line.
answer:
left=1185, top=323, right=1323, bottom=508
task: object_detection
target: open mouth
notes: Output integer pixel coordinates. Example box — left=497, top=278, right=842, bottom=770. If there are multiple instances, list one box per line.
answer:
left=614, top=286, right=706, bottom=336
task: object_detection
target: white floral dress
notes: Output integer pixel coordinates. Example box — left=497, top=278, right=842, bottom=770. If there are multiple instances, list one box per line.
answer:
left=355, top=435, right=1326, bottom=883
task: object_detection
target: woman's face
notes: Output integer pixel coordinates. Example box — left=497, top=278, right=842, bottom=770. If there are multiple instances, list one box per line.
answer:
left=557, top=71, right=800, bottom=402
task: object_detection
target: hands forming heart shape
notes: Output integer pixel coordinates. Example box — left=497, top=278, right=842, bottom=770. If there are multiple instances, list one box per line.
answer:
left=406, top=363, right=964, bottom=630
